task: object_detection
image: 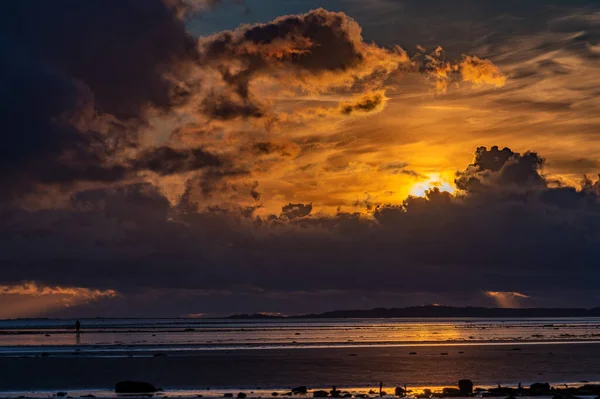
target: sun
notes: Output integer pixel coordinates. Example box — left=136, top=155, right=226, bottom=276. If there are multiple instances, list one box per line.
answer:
left=409, top=173, right=456, bottom=197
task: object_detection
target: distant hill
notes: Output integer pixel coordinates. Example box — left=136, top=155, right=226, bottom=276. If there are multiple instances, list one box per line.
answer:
left=226, top=305, right=600, bottom=319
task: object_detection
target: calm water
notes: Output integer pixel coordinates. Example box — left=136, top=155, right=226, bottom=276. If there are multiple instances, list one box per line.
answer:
left=1, top=317, right=600, bottom=354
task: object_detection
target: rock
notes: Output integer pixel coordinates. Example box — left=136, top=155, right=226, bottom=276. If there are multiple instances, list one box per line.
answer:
left=56, top=393, right=68, bottom=397
left=442, top=388, right=461, bottom=397
left=40, top=352, right=49, bottom=357
left=272, top=393, right=280, bottom=397
left=530, top=383, right=551, bottom=396
left=343, top=394, right=352, bottom=398
left=115, top=381, right=158, bottom=393
left=395, top=387, right=405, bottom=396
left=409, top=352, right=417, bottom=355
left=238, top=393, right=247, bottom=398
left=45, top=334, right=51, bottom=337
left=486, top=388, right=516, bottom=397
left=458, top=380, right=474, bottom=395
left=292, top=387, right=308, bottom=394
left=314, top=391, right=328, bottom=398
left=224, top=394, right=234, bottom=398
left=440, top=352, right=449, bottom=356
left=575, top=385, right=600, bottom=395
left=355, top=395, right=368, bottom=398
left=417, top=389, right=432, bottom=398
left=283, top=392, right=293, bottom=396
left=79, top=395, right=95, bottom=398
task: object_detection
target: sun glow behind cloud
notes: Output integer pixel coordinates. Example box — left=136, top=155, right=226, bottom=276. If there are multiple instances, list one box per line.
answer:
left=409, top=174, right=456, bottom=197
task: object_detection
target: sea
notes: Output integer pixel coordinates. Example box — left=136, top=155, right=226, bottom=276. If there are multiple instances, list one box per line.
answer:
left=1, top=317, right=600, bottom=397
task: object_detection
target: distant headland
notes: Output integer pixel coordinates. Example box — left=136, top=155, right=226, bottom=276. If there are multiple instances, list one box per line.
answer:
left=226, top=305, right=600, bottom=319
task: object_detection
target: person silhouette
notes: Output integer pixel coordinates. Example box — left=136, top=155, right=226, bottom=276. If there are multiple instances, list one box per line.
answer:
left=75, top=320, right=81, bottom=334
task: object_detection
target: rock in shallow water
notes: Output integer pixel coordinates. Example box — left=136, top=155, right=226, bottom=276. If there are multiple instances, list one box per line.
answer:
left=458, top=380, right=474, bottom=395
left=292, top=386, right=308, bottom=394
left=115, top=381, right=158, bottom=393
left=530, top=383, right=551, bottom=396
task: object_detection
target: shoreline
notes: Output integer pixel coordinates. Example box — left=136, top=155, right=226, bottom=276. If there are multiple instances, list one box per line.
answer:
left=1, top=382, right=600, bottom=399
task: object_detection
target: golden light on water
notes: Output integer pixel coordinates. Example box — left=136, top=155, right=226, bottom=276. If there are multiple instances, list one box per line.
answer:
left=409, top=174, right=456, bottom=197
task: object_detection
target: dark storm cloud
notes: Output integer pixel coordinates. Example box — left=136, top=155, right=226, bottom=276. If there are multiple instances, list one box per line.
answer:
left=0, top=0, right=200, bottom=196
left=132, top=146, right=223, bottom=176
left=200, top=92, right=266, bottom=120
left=3, top=146, right=600, bottom=315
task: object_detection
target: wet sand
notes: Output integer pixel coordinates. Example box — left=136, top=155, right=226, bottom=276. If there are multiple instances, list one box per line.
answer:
left=0, top=343, right=599, bottom=391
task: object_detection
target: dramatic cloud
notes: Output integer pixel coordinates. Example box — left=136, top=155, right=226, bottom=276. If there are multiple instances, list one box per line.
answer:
left=455, top=146, right=546, bottom=192
left=0, top=0, right=201, bottom=197
left=196, top=8, right=410, bottom=118
left=2, top=146, right=600, bottom=316
left=5, top=0, right=600, bottom=316
left=421, top=48, right=507, bottom=93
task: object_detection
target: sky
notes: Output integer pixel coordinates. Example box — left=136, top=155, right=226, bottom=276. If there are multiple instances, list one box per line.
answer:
left=2, top=0, right=600, bottom=317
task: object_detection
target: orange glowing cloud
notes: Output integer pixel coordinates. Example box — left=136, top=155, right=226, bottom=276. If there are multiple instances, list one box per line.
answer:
left=485, top=291, right=530, bottom=308
left=0, top=282, right=117, bottom=301
left=0, top=282, right=118, bottom=318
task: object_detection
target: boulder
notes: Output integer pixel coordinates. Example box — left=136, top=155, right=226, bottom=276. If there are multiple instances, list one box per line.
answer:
left=575, top=385, right=600, bottom=396
left=56, top=393, right=68, bottom=397
left=272, top=393, right=279, bottom=397
left=530, top=383, right=551, bottom=396
left=115, top=381, right=158, bottom=393
left=293, top=387, right=308, bottom=394
left=343, top=395, right=353, bottom=398
left=458, top=380, right=474, bottom=395
left=314, top=391, right=329, bottom=398
left=485, top=388, right=516, bottom=397
left=442, top=388, right=462, bottom=397
left=238, top=393, right=247, bottom=398
left=224, top=394, right=234, bottom=398
left=395, top=387, right=405, bottom=397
